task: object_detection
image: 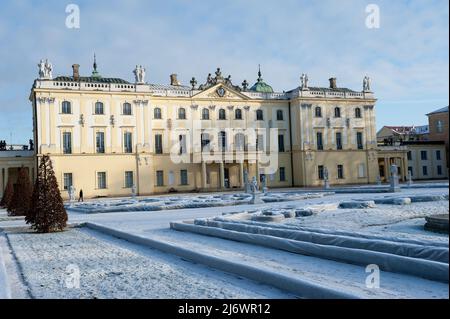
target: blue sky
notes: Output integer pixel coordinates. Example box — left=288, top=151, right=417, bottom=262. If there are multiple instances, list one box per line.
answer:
left=0, top=0, right=448, bottom=144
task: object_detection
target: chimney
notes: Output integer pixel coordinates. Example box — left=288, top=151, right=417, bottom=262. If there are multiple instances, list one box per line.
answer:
left=72, top=64, right=80, bottom=81
left=170, top=73, right=181, bottom=86
left=329, top=77, right=337, bottom=89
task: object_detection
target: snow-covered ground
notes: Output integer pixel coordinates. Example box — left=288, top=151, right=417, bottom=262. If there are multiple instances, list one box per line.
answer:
left=0, top=184, right=448, bottom=299
left=1, top=227, right=294, bottom=299
left=65, top=191, right=330, bottom=214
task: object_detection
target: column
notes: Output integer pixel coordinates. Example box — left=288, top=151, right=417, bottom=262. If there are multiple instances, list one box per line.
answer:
left=201, top=161, right=207, bottom=189
left=384, top=157, right=389, bottom=181
left=219, top=161, right=225, bottom=189
left=239, top=161, right=244, bottom=188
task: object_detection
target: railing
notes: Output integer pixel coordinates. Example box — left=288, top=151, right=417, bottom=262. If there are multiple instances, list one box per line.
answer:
left=0, top=144, right=33, bottom=151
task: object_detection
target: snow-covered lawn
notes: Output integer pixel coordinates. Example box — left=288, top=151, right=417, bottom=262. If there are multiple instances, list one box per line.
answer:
left=2, top=227, right=294, bottom=299
left=66, top=191, right=330, bottom=214
left=0, top=184, right=448, bottom=299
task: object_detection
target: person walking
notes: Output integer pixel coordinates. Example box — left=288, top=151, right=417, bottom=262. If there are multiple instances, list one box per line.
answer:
left=78, top=189, right=84, bottom=202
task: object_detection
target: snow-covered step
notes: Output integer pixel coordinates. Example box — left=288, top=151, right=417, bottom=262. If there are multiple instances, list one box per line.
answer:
left=85, top=222, right=449, bottom=299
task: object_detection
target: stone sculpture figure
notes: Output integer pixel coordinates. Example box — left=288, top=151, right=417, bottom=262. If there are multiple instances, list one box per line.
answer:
left=389, top=164, right=401, bottom=192
left=363, top=76, right=371, bottom=92
left=38, top=59, right=53, bottom=79
left=134, top=65, right=146, bottom=84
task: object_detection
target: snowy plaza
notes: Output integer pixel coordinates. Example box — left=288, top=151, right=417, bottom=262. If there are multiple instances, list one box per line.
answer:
left=0, top=182, right=448, bottom=299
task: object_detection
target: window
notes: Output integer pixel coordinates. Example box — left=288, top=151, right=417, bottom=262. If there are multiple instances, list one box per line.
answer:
left=156, top=170, right=164, bottom=186
left=278, top=135, right=285, bottom=152
left=234, top=133, right=245, bottom=151
left=62, top=101, right=71, bottom=114
left=337, top=165, right=344, bottom=179
left=318, top=165, right=324, bottom=180
left=279, top=167, right=286, bottom=182
left=422, top=166, right=428, bottom=176
left=355, top=107, right=361, bottom=118
left=125, top=171, right=133, bottom=188
left=256, top=134, right=264, bottom=151
left=334, top=107, right=341, bottom=118
left=436, top=150, right=441, bottom=161
left=420, top=150, right=427, bottom=160
left=357, top=132, right=363, bottom=150
left=235, top=109, right=242, bottom=120
left=179, top=135, right=186, bottom=154
left=63, top=132, right=72, bottom=154
left=407, top=151, right=412, bottom=161
left=63, top=173, right=72, bottom=190
left=219, top=131, right=227, bottom=150
left=276, top=110, right=284, bottom=121
left=202, top=108, right=210, bottom=120
left=123, top=103, right=132, bottom=115
left=219, top=109, right=226, bottom=120
left=316, top=132, right=323, bottom=150
left=201, top=133, right=210, bottom=151
left=336, top=132, right=342, bottom=150
left=178, top=108, right=186, bottom=120
left=437, top=165, right=443, bottom=175
left=180, top=170, right=188, bottom=185
left=256, top=109, right=264, bottom=121
left=95, top=102, right=104, bottom=115
left=96, top=132, right=105, bottom=153
left=97, top=172, right=107, bottom=189
left=315, top=106, right=322, bottom=117
left=358, top=164, right=366, bottom=178
left=124, top=132, right=133, bottom=153
left=408, top=167, right=413, bottom=176
left=436, top=120, right=444, bottom=133
left=154, top=107, right=162, bottom=119
left=155, top=134, right=163, bottom=154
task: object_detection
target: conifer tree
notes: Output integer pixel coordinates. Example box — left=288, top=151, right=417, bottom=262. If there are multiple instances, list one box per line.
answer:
left=7, top=168, right=32, bottom=216
left=26, top=155, right=67, bottom=233
left=0, top=179, right=14, bottom=208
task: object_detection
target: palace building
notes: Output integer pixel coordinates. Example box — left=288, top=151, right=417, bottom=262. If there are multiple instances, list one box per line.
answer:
left=6, top=58, right=378, bottom=199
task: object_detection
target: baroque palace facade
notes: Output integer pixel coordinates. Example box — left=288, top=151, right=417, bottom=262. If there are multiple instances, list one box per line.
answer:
left=24, top=59, right=378, bottom=199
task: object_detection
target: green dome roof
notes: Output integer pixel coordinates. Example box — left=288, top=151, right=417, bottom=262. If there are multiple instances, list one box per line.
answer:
left=250, top=81, right=274, bottom=93
left=249, top=66, right=273, bottom=93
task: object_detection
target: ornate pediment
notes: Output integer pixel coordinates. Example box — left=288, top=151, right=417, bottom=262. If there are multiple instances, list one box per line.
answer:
left=193, top=83, right=249, bottom=100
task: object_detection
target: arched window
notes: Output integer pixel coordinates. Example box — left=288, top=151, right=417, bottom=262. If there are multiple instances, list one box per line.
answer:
left=154, top=107, right=162, bottom=119
left=178, top=107, right=186, bottom=120
left=235, top=109, right=242, bottom=120
left=95, top=102, right=104, bottom=115
left=234, top=133, right=246, bottom=151
left=219, top=108, right=226, bottom=120
left=123, top=102, right=132, bottom=115
left=315, top=106, right=322, bottom=117
left=355, top=107, right=361, bottom=118
left=334, top=107, right=341, bottom=118
left=276, top=110, right=284, bottom=121
left=62, top=101, right=71, bottom=114
left=256, top=109, right=264, bottom=121
left=202, top=108, right=210, bottom=120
